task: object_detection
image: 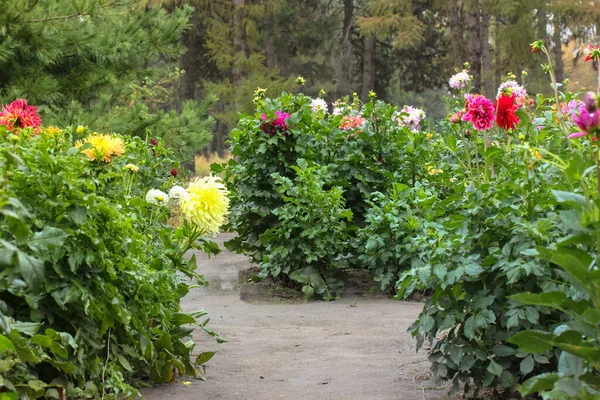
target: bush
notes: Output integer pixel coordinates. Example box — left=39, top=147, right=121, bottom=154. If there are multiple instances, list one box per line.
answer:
left=0, top=103, right=226, bottom=398
left=260, top=161, right=352, bottom=300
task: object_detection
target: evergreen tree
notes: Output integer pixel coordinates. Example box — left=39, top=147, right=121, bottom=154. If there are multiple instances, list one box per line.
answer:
left=0, top=0, right=214, bottom=162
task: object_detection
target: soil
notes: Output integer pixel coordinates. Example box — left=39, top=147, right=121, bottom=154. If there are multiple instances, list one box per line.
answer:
left=141, top=233, right=454, bottom=400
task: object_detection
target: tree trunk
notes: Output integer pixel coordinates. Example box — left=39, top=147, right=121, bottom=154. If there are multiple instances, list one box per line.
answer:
left=467, top=4, right=481, bottom=93
left=179, top=10, right=203, bottom=103
left=265, top=4, right=277, bottom=71
left=481, top=9, right=492, bottom=99
left=361, top=35, right=375, bottom=101
left=448, top=0, right=465, bottom=68
left=553, top=14, right=564, bottom=84
left=494, top=15, right=501, bottom=92
left=337, top=0, right=354, bottom=98
left=232, top=0, right=246, bottom=111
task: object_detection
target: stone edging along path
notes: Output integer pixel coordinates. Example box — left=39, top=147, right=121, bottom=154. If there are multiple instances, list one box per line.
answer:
left=142, top=233, right=452, bottom=400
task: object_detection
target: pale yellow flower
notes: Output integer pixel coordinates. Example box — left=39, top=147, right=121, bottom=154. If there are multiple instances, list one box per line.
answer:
left=76, top=125, right=85, bottom=135
left=180, top=176, right=229, bottom=235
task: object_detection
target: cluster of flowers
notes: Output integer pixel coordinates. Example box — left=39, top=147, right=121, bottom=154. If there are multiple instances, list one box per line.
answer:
left=146, top=176, right=230, bottom=235
left=450, top=78, right=528, bottom=132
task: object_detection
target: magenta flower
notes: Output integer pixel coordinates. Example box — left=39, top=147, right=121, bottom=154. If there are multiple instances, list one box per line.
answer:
left=568, top=107, right=599, bottom=139
left=461, top=94, right=495, bottom=131
left=272, top=111, right=290, bottom=130
left=260, top=110, right=290, bottom=135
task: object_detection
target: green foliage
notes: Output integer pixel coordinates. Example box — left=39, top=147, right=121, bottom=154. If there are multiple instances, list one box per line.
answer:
left=0, top=124, right=221, bottom=398
left=508, top=158, right=600, bottom=399
left=224, top=91, right=429, bottom=298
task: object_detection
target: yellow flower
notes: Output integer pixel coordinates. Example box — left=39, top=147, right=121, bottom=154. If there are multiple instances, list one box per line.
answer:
left=426, top=132, right=433, bottom=140
left=125, top=164, right=139, bottom=173
left=530, top=149, right=543, bottom=160
left=42, top=126, right=63, bottom=137
left=180, top=176, right=230, bottom=235
left=76, top=125, right=85, bottom=134
left=77, top=133, right=125, bottom=162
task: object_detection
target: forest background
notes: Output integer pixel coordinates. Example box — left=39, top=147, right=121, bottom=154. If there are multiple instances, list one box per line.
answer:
left=1, top=0, right=599, bottom=166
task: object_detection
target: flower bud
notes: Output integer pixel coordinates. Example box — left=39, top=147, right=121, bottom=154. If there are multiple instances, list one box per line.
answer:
left=76, top=125, right=85, bottom=134
left=585, top=92, right=598, bottom=113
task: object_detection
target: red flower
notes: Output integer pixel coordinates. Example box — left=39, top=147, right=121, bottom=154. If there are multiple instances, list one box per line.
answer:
left=0, top=99, right=42, bottom=133
left=585, top=44, right=600, bottom=62
left=495, top=93, right=520, bottom=131
left=170, top=168, right=178, bottom=177
left=149, top=138, right=158, bottom=146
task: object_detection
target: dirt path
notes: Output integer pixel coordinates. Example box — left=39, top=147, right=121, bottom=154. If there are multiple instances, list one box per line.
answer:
left=142, top=234, right=452, bottom=400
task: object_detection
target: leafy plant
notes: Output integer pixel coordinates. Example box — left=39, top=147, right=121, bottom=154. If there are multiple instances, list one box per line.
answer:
left=0, top=119, right=224, bottom=398
left=260, top=160, right=352, bottom=300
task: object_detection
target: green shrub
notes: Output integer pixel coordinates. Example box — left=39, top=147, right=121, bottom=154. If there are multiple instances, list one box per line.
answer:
left=260, top=161, right=352, bottom=300
left=0, top=118, right=224, bottom=398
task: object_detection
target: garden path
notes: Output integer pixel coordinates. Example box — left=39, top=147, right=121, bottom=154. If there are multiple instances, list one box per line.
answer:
left=142, top=234, right=452, bottom=400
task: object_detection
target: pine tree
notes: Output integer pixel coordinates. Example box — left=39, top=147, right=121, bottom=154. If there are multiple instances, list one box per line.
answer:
left=0, top=0, right=214, bottom=162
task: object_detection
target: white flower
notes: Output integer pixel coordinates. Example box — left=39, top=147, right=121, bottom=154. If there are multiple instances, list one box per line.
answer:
left=169, top=185, right=187, bottom=200
left=497, top=80, right=527, bottom=99
left=449, top=71, right=471, bottom=90
left=145, top=189, right=169, bottom=205
left=395, top=105, right=426, bottom=132
left=310, top=98, right=328, bottom=113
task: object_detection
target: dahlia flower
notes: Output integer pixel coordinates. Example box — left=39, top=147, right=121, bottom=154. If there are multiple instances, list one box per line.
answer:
left=339, top=115, right=365, bottom=131
left=449, top=71, right=471, bottom=90
left=260, top=111, right=290, bottom=135
left=495, top=93, right=520, bottom=131
left=76, top=133, right=125, bottom=162
left=462, top=94, right=495, bottom=131
left=180, top=176, right=230, bottom=235
left=396, top=105, right=426, bottom=132
left=0, top=99, right=42, bottom=132
left=169, top=185, right=187, bottom=200
left=568, top=107, right=599, bottom=139
left=496, top=80, right=527, bottom=99
left=145, top=189, right=169, bottom=205
left=311, top=98, right=328, bottom=113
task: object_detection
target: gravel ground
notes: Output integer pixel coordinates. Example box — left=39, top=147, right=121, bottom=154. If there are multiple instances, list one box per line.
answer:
left=141, top=234, right=453, bottom=400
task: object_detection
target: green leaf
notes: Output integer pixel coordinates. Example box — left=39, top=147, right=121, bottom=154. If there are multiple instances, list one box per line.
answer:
left=0, top=393, right=18, bottom=400
left=12, top=321, right=41, bottom=336
left=28, top=227, right=68, bottom=253
left=521, top=373, right=561, bottom=395
left=172, top=313, right=196, bottom=326
left=535, top=246, right=592, bottom=292
left=117, top=354, right=133, bottom=372
left=0, top=335, right=15, bottom=353
left=30, top=334, right=52, bottom=348
left=509, top=330, right=554, bottom=353
left=492, top=345, right=516, bottom=357
left=558, top=352, right=584, bottom=378
left=196, top=351, right=215, bottom=365
left=487, top=359, right=503, bottom=376
left=27, top=379, right=46, bottom=391
left=520, top=355, right=534, bottom=375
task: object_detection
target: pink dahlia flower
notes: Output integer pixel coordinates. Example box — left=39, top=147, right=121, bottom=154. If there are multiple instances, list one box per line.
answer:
left=568, top=107, right=599, bottom=139
left=461, top=94, right=495, bottom=131
left=0, top=99, right=42, bottom=133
